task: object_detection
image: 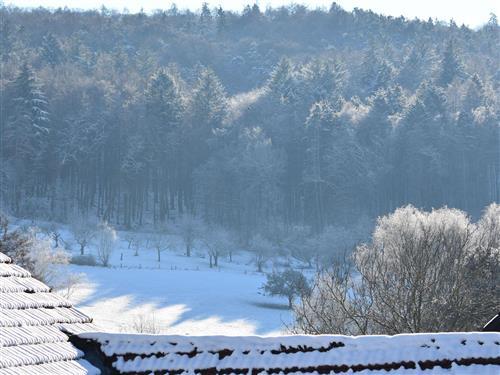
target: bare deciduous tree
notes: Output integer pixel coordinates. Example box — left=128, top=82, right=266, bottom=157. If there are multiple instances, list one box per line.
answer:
left=149, top=232, right=171, bottom=263
left=249, top=234, right=274, bottom=272
left=177, top=214, right=200, bottom=257
left=201, top=226, right=233, bottom=268
left=42, top=223, right=63, bottom=248
left=71, top=216, right=96, bottom=255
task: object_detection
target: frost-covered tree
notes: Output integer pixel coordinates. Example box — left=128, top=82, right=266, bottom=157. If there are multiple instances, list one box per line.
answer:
left=145, top=68, right=185, bottom=222
left=249, top=234, right=274, bottom=272
left=96, top=221, right=116, bottom=267
left=437, top=40, right=464, bottom=87
left=0, top=216, right=70, bottom=287
left=268, top=58, right=297, bottom=104
left=71, top=216, right=96, bottom=255
left=177, top=214, right=201, bottom=257
left=284, top=225, right=313, bottom=267
left=26, top=228, right=69, bottom=287
left=293, top=205, right=500, bottom=335
left=41, top=32, right=63, bottom=67
left=263, top=269, right=310, bottom=308
left=201, top=226, right=233, bottom=268
left=1, top=64, right=49, bottom=213
left=149, top=232, right=171, bottom=263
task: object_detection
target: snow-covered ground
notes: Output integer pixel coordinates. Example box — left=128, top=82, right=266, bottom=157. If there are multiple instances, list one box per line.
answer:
left=10, top=219, right=294, bottom=335
left=69, top=260, right=292, bottom=336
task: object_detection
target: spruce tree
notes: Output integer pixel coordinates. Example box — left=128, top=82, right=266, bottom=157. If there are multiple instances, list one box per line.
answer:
left=437, top=40, right=464, bottom=87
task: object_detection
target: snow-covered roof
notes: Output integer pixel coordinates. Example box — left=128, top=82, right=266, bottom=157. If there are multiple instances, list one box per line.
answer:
left=75, top=331, right=500, bottom=374
left=0, top=252, right=99, bottom=375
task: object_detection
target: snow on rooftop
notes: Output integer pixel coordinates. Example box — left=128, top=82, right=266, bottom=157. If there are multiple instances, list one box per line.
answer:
left=76, top=331, right=500, bottom=374
left=0, top=252, right=99, bottom=374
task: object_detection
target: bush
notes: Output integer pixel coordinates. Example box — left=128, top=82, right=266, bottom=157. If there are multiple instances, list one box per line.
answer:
left=70, top=254, right=97, bottom=266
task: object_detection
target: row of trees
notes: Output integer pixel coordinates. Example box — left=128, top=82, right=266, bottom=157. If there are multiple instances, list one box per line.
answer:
left=292, top=203, right=500, bottom=334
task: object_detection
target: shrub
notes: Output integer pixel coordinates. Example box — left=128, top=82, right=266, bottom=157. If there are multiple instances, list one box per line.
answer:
left=70, top=254, right=97, bottom=266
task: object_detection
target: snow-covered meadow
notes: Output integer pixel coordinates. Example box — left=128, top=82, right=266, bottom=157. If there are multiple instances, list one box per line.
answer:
left=12, top=219, right=293, bottom=335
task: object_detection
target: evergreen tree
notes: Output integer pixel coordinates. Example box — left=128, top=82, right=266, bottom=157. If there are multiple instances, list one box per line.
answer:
left=41, top=33, right=63, bottom=67
left=2, top=64, right=49, bottom=164
left=190, top=67, right=227, bottom=137
left=199, top=2, right=213, bottom=32
left=1, top=64, right=50, bottom=212
left=268, top=58, right=297, bottom=104
left=437, top=40, right=464, bottom=87
left=304, top=101, right=335, bottom=232
left=397, top=44, right=436, bottom=91
left=215, top=6, right=226, bottom=33
left=359, top=48, right=394, bottom=96
left=144, top=68, right=185, bottom=221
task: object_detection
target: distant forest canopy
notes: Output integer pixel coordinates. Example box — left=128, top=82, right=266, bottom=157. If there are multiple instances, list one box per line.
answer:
left=0, top=3, right=498, bottom=236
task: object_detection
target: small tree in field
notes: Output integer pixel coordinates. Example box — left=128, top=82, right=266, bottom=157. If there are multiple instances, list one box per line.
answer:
left=249, top=234, right=274, bottom=272
left=177, top=214, right=200, bottom=257
left=71, top=216, right=96, bottom=255
left=285, top=225, right=314, bottom=268
left=263, top=269, right=311, bottom=308
left=201, top=226, right=233, bottom=268
left=42, top=223, right=63, bottom=248
left=150, top=232, right=171, bottom=262
left=131, top=236, right=143, bottom=256
left=97, top=222, right=116, bottom=267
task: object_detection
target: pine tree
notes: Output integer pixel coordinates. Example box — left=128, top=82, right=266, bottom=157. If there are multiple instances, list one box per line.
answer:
left=199, top=2, right=213, bottom=32
left=3, top=64, right=49, bottom=163
left=41, top=33, right=63, bottom=67
left=304, top=101, right=335, bottom=232
left=437, top=40, right=464, bottom=87
left=302, top=59, right=344, bottom=102
left=215, top=6, right=226, bottom=33
left=190, top=67, right=227, bottom=135
left=268, top=58, right=296, bottom=104
left=1, top=64, right=50, bottom=212
left=398, top=44, right=436, bottom=91
left=145, top=68, right=185, bottom=221
left=0, top=16, right=13, bottom=61
left=359, top=48, right=394, bottom=96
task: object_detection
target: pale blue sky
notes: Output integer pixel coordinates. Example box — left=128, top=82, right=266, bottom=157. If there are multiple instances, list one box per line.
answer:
left=5, top=0, right=499, bottom=28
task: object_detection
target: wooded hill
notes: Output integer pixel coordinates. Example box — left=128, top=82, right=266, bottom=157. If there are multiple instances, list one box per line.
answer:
left=0, top=3, right=498, bottom=236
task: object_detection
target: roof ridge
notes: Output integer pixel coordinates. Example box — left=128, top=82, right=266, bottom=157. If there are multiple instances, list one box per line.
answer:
left=0, top=252, right=12, bottom=264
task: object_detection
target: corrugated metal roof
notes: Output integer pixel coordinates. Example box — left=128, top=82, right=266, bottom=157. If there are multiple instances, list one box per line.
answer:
left=0, top=251, right=100, bottom=374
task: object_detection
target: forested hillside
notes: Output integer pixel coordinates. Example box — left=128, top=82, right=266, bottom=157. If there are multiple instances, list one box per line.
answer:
left=0, top=3, right=498, bottom=236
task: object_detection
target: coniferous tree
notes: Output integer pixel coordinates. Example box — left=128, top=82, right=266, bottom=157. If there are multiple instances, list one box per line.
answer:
left=437, top=40, right=464, bottom=87
left=41, top=33, right=63, bottom=67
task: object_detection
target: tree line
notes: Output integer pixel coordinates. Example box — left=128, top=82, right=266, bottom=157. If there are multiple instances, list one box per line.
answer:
left=0, top=4, right=498, bottom=239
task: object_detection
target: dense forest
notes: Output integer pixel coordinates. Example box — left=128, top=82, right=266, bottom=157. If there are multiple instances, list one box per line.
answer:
left=0, top=3, right=498, bottom=238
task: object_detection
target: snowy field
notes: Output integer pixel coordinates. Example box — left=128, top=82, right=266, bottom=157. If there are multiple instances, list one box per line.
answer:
left=10, top=220, right=294, bottom=335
